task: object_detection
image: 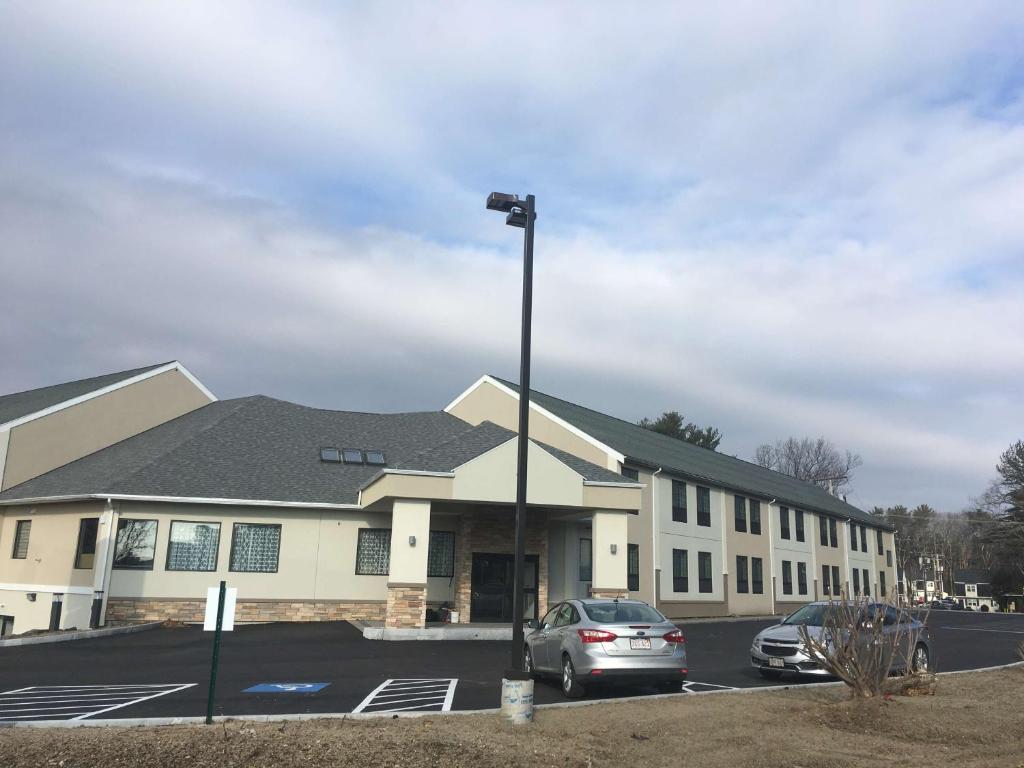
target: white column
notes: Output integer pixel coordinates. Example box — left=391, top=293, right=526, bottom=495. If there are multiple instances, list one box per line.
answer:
left=91, top=499, right=119, bottom=627
left=385, top=499, right=431, bottom=629
left=591, top=509, right=629, bottom=597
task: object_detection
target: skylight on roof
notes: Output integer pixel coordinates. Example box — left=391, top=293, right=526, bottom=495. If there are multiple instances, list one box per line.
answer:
left=342, top=449, right=364, bottom=464
left=320, top=447, right=341, bottom=463
left=364, top=450, right=386, bottom=466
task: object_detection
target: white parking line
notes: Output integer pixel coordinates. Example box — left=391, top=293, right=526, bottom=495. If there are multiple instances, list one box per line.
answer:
left=352, top=679, right=458, bottom=714
left=0, top=685, right=196, bottom=722
left=682, top=681, right=737, bottom=693
left=940, top=626, right=1024, bottom=634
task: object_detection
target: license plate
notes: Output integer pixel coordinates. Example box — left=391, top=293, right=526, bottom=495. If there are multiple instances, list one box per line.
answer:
left=768, top=657, right=784, bottom=668
left=630, top=638, right=652, bottom=650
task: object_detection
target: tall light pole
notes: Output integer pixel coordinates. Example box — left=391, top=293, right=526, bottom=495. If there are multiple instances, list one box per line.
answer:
left=486, top=191, right=536, bottom=677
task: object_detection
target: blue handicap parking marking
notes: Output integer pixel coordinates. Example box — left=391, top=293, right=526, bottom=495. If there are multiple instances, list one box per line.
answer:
left=244, top=683, right=329, bottom=693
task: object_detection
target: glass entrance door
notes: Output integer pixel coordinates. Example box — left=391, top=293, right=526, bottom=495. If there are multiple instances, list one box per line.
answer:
left=470, top=553, right=539, bottom=622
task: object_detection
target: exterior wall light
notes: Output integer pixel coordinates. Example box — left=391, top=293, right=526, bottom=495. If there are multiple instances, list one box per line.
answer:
left=409, top=535, right=416, bottom=547
left=610, top=544, right=618, bottom=555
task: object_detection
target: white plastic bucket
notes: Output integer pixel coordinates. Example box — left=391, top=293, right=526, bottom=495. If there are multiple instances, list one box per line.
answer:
left=500, top=678, right=534, bottom=725
left=448, top=610, right=460, bottom=624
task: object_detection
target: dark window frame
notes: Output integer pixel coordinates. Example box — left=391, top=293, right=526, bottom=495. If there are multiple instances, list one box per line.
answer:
left=696, top=486, right=711, bottom=527
left=850, top=522, right=858, bottom=552
left=627, top=543, right=640, bottom=592
left=698, top=551, right=713, bottom=593
left=782, top=560, right=793, bottom=595
left=320, top=447, right=341, bottom=463
left=671, top=479, right=687, bottom=523
left=229, top=522, right=282, bottom=574
left=886, top=550, right=893, bottom=567
left=672, top=548, right=688, bottom=593
left=734, top=495, right=747, bottom=533
left=862, top=568, right=870, bottom=597
left=165, top=520, right=222, bottom=572
left=797, top=562, right=808, bottom=595
left=579, top=537, right=592, bottom=582
left=12, top=520, right=31, bottom=559
left=749, top=499, right=762, bottom=535
left=355, top=528, right=392, bottom=576
left=832, top=565, right=841, bottom=596
left=427, top=530, right=455, bottom=578
left=342, top=449, right=364, bottom=464
left=752, top=557, right=764, bottom=594
left=73, top=518, right=100, bottom=570
left=822, top=564, right=831, bottom=595
left=111, top=518, right=158, bottom=571
left=621, top=466, right=639, bottom=481
left=859, top=525, right=867, bottom=553
left=364, top=449, right=387, bottom=466
left=819, top=515, right=828, bottom=546
left=828, top=518, right=838, bottom=548
left=779, top=506, right=791, bottom=540
left=795, top=510, right=805, bottom=542
left=879, top=570, right=887, bottom=598
left=876, top=529, right=884, bottom=556
left=736, top=555, right=749, bottom=593
left=852, top=568, right=861, bottom=596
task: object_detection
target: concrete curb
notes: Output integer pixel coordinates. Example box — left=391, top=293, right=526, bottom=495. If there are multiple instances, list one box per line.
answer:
left=0, top=622, right=163, bottom=648
left=4, top=659, right=1021, bottom=729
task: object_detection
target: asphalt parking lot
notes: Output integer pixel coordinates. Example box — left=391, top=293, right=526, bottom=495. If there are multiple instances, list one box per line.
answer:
left=1, top=610, right=1021, bottom=722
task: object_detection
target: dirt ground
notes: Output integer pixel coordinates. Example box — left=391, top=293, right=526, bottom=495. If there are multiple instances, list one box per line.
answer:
left=2, top=668, right=1022, bottom=768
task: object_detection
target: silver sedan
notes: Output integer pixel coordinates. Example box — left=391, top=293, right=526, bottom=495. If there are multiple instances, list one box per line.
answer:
left=525, top=599, right=688, bottom=698
left=750, top=601, right=932, bottom=679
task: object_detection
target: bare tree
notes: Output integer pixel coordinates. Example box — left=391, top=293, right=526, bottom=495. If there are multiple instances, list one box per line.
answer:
left=753, top=436, right=862, bottom=495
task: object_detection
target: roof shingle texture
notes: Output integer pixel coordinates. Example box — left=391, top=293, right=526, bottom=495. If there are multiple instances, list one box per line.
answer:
left=492, top=376, right=891, bottom=528
left=0, top=397, right=630, bottom=505
left=0, top=364, right=168, bottom=425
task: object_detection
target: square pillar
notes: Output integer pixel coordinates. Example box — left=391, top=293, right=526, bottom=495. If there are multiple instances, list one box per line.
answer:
left=590, top=509, right=629, bottom=599
left=385, top=499, right=431, bottom=629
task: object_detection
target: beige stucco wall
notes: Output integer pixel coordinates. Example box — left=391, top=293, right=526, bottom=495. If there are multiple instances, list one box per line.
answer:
left=448, top=380, right=615, bottom=469
left=388, top=500, right=431, bottom=585
left=628, top=466, right=655, bottom=603
left=2, top=369, right=213, bottom=490
left=724, top=492, right=772, bottom=615
left=872, top=529, right=898, bottom=600
left=591, top=510, right=629, bottom=591
left=813, top=514, right=847, bottom=597
left=452, top=438, right=585, bottom=507
left=771, top=505, right=815, bottom=604
left=360, top=474, right=453, bottom=508
left=0, top=502, right=105, bottom=589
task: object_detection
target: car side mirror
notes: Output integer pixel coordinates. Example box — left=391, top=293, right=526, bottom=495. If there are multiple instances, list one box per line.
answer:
left=527, top=619, right=540, bottom=630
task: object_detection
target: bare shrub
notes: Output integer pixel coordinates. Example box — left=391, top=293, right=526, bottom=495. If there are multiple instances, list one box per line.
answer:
left=798, top=591, right=932, bottom=699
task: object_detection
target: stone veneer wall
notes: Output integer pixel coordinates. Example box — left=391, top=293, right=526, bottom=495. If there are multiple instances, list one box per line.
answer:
left=454, top=508, right=549, bottom=623
left=105, top=598, right=386, bottom=624
left=384, top=584, right=426, bottom=629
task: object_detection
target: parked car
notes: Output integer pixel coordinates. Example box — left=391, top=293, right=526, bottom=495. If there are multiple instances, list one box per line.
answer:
left=749, top=601, right=932, bottom=679
left=525, top=599, right=687, bottom=698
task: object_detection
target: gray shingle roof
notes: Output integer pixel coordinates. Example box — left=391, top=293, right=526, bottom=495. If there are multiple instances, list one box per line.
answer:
left=0, top=397, right=632, bottom=506
left=0, top=363, right=170, bottom=426
left=492, top=376, right=891, bottom=529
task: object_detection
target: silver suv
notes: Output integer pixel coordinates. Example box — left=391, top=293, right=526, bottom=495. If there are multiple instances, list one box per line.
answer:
left=750, top=601, right=932, bottom=679
left=526, top=599, right=687, bottom=698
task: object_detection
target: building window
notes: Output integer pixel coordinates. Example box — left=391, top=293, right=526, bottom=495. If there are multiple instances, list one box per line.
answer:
left=782, top=560, right=793, bottom=595
left=696, top=486, right=711, bottom=527
left=797, top=562, right=808, bottom=595
left=698, top=551, right=713, bottom=593
left=886, top=550, right=892, bottom=567
left=749, top=500, right=761, bottom=535
left=852, top=568, right=861, bottom=596
left=879, top=570, right=887, bottom=598
left=819, top=515, right=828, bottom=546
left=12, top=520, right=31, bottom=559
left=427, top=531, right=455, bottom=578
left=849, top=522, right=857, bottom=552
left=876, top=529, right=884, bottom=556
left=671, top=480, right=687, bottom=523
left=356, top=528, right=391, bottom=575
left=230, top=523, right=281, bottom=573
left=364, top=450, right=386, bottom=466
left=752, top=557, right=764, bottom=594
left=579, top=538, right=592, bottom=582
left=736, top=556, right=749, bottom=593
left=829, top=519, right=838, bottom=548
left=621, top=466, right=639, bottom=481
left=862, top=569, right=870, bottom=597
left=821, top=564, right=831, bottom=595
left=672, top=549, right=688, bottom=593
left=74, top=518, right=99, bottom=569
left=628, top=543, right=640, bottom=591
left=112, top=519, right=157, bottom=570
left=779, top=507, right=791, bottom=540
left=734, top=496, right=747, bottom=533
left=342, top=449, right=364, bottom=464
left=859, top=525, right=867, bottom=553
left=832, top=565, right=841, bottom=596
left=795, top=510, right=805, bottom=542
left=320, top=447, right=341, bottom=462
left=166, top=521, right=221, bottom=571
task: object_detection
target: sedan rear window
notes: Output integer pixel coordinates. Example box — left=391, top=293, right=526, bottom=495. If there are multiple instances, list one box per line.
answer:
left=580, top=602, right=665, bottom=624
left=782, top=604, right=834, bottom=626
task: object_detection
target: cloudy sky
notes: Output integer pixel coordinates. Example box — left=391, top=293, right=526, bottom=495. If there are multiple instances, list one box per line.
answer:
left=2, top=3, right=1023, bottom=512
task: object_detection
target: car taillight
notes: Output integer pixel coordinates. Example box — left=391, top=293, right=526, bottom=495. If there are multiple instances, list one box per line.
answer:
left=578, top=628, right=618, bottom=643
left=663, top=629, right=686, bottom=643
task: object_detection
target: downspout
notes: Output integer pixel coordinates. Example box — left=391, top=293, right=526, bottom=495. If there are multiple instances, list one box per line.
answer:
left=841, top=518, right=852, bottom=599
left=650, top=468, right=662, bottom=604
left=765, top=498, right=777, bottom=616
left=91, top=498, right=119, bottom=628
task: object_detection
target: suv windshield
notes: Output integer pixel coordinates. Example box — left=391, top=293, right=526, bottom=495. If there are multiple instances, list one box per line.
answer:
left=581, top=602, right=665, bottom=624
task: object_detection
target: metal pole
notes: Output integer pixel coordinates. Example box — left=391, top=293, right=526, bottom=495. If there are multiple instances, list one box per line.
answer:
left=509, top=194, right=535, bottom=676
left=205, top=580, right=226, bottom=725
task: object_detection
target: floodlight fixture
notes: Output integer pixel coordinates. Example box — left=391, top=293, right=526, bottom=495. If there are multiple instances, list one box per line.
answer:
left=486, top=191, right=520, bottom=212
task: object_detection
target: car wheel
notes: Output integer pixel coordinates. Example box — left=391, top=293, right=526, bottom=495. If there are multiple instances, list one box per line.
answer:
left=561, top=654, right=585, bottom=698
left=758, top=668, right=783, bottom=680
left=912, top=643, right=929, bottom=673
left=525, top=646, right=537, bottom=679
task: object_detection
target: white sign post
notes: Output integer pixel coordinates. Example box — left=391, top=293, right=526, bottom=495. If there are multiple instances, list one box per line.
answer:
left=204, top=586, right=237, bottom=631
